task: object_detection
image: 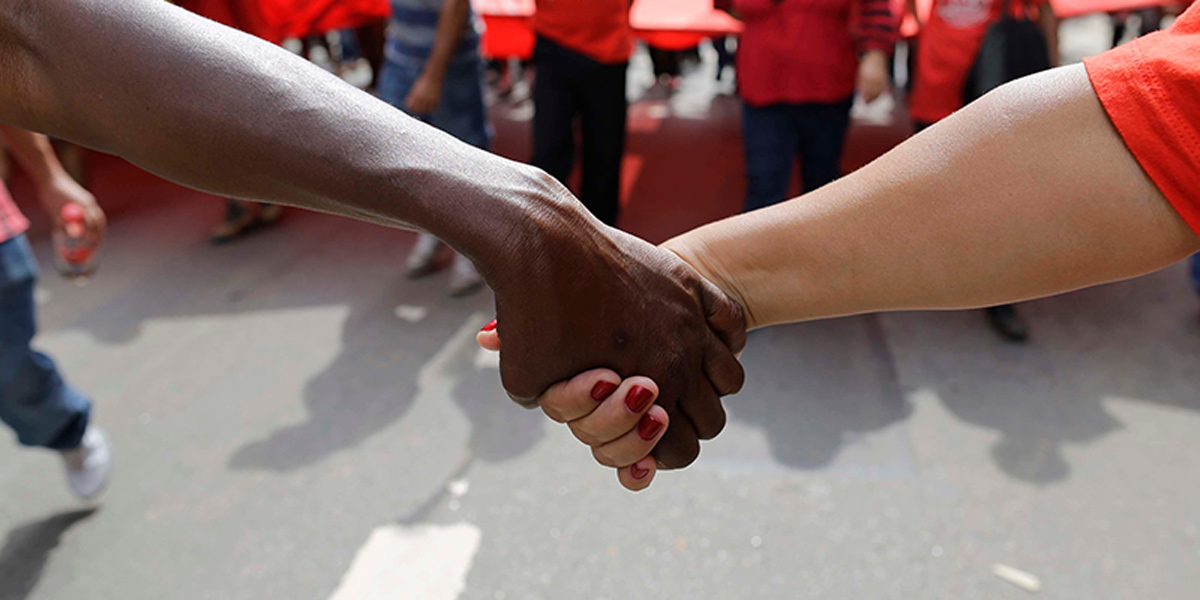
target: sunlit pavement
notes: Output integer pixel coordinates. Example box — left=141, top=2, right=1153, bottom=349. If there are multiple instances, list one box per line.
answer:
left=3, top=15, right=1200, bottom=600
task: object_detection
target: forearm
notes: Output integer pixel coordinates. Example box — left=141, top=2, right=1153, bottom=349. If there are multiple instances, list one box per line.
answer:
left=0, top=123, right=69, bottom=187
left=0, top=0, right=558, bottom=271
left=666, top=65, right=1200, bottom=329
left=423, top=0, right=472, bottom=82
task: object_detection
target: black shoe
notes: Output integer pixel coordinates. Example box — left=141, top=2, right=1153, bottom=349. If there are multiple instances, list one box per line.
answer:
left=985, top=304, right=1029, bottom=343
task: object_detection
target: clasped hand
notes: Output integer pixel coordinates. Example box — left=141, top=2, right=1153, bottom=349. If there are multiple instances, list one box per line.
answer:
left=474, top=178, right=746, bottom=486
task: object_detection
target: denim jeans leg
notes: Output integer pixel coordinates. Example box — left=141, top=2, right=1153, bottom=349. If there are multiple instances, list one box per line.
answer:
left=796, top=99, right=853, bottom=194
left=0, top=235, right=91, bottom=450
left=742, top=103, right=799, bottom=212
left=1190, top=254, right=1200, bottom=296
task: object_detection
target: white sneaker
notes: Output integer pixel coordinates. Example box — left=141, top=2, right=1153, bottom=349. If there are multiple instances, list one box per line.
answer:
left=405, top=234, right=444, bottom=278
left=448, top=255, right=484, bottom=297
left=60, top=425, right=113, bottom=500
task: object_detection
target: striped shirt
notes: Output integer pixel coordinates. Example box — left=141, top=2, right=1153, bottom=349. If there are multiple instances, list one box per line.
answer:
left=0, top=182, right=30, bottom=244
left=386, top=0, right=482, bottom=65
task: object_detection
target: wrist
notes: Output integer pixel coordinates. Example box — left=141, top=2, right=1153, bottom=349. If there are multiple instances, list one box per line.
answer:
left=430, top=160, right=597, bottom=289
left=661, top=233, right=759, bottom=330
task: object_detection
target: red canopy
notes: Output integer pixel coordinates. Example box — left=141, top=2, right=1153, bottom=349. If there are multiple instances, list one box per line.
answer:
left=896, top=0, right=1189, bottom=37
left=1051, top=0, right=1185, bottom=17
left=260, top=0, right=390, bottom=38
left=473, top=0, right=744, bottom=59
left=180, top=0, right=390, bottom=41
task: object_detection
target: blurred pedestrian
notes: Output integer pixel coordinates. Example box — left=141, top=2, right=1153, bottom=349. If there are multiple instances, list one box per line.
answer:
left=0, top=125, right=112, bottom=500
left=175, top=0, right=289, bottom=244
left=712, top=35, right=736, bottom=84
left=908, top=0, right=1058, bottom=342
left=379, top=0, right=490, bottom=296
left=1191, top=255, right=1200, bottom=300
left=1111, top=6, right=1163, bottom=47
left=730, top=0, right=896, bottom=213
left=530, top=0, right=634, bottom=227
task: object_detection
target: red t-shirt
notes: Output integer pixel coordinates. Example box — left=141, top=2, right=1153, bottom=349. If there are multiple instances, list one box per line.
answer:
left=0, top=182, right=30, bottom=244
left=734, top=0, right=897, bottom=107
left=909, top=0, right=1038, bottom=124
left=179, top=0, right=389, bottom=43
left=1084, top=3, right=1200, bottom=236
left=533, top=0, right=634, bottom=64
left=177, top=0, right=283, bottom=42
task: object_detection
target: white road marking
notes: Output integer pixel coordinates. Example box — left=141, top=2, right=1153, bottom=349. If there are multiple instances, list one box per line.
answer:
left=328, top=523, right=482, bottom=600
left=992, top=563, right=1042, bottom=593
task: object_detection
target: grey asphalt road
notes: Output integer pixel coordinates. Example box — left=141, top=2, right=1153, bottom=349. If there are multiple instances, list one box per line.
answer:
left=4, top=15, right=1199, bottom=599
left=4, top=195, right=1199, bottom=600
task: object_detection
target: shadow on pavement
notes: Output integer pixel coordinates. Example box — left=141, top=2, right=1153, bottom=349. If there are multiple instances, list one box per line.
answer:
left=730, top=315, right=913, bottom=471
left=0, top=508, right=97, bottom=600
left=228, top=269, right=543, bottom=473
left=879, top=271, right=1200, bottom=485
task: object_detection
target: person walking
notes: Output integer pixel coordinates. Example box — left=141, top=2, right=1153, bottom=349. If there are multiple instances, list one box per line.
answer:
left=380, top=0, right=490, bottom=296
left=730, top=0, right=896, bottom=213
left=529, top=0, right=634, bottom=226
left=0, top=125, right=112, bottom=500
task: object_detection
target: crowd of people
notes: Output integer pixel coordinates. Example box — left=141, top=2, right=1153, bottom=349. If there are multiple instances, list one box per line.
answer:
left=1, top=0, right=1197, bottom=500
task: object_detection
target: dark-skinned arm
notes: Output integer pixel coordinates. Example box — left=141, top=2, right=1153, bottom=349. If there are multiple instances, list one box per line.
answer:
left=0, top=0, right=746, bottom=468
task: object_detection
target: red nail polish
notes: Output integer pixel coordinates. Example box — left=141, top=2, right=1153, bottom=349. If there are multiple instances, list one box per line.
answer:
left=625, top=385, right=654, bottom=413
left=638, top=414, right=664, bottom=440
left=480, top=319, right=497, bottom=332
left=590, top=381, right=618, bottom=401
left=630, top=463, right=650, bottom=480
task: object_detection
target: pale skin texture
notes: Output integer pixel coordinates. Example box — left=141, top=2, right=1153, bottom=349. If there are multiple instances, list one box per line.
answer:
left=482, top=64, right=1200, bottom=490
left=0, top=0, right=747, bottom=468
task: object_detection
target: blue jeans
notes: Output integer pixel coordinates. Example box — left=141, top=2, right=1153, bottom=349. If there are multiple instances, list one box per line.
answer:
left=1191, top=254, right=1200, bottom=296
left=0, top=235, right=90, bottom=449
left=742, top=99, right=853, bottom=212
left=377, top=52, right=492, bottom=150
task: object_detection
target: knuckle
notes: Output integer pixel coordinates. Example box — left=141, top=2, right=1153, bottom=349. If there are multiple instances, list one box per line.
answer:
left=591, top=446, right=619, bottom=468
left=654, top=438, right=700, bottom=470
left=540, top=404, right=568, bottom=423
left=695, top=409, right=727, bottom=440
left=568, top=423, right=599, bottom=447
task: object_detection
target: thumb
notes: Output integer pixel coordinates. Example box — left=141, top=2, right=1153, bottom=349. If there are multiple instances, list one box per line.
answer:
left=475, top=318, right=501, bottom=351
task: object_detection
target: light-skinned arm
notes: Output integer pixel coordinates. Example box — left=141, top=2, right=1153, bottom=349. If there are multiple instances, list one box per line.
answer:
left=483, top=63, right=1200, bottom=491
left=665, top=64, right=1199, bottom=330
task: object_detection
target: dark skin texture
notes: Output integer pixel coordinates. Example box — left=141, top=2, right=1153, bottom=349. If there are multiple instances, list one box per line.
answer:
left=0, top=0, right=745, bottom=467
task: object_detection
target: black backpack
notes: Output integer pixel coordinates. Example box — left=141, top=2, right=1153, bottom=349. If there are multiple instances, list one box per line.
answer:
left=962, top=0, right=1051, bottom=103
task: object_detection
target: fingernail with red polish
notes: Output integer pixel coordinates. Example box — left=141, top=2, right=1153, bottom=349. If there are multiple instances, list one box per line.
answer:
left=630, top=463, right=650, bottom=480
left=590, top=381, right=618, bottom=401
left=480, top=319, right=497, bottom=332
left=638, top=414, right=664, bottom=440
left=625, top=385, right=654, bottom=413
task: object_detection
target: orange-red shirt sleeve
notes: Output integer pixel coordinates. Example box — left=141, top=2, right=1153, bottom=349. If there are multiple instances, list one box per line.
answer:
left=1083, top=3, right=1200, bottom=236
